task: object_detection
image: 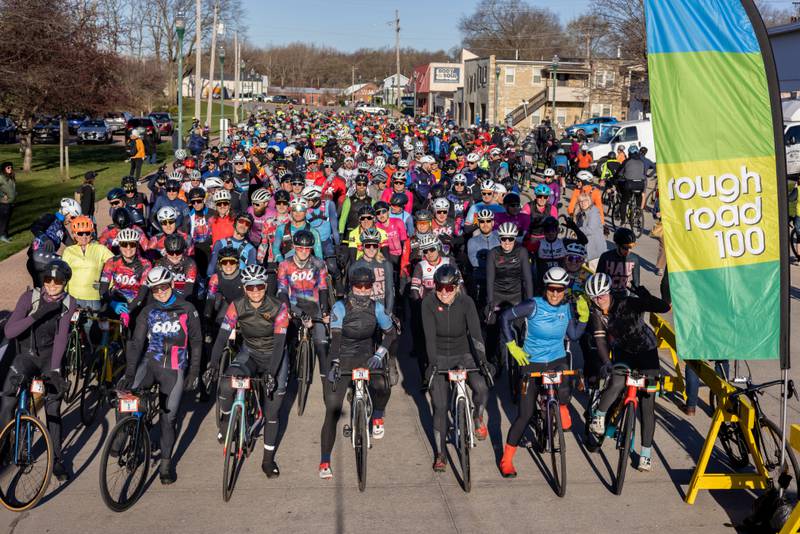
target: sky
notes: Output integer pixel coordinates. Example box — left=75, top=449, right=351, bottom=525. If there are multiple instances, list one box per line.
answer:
left=241, top=0, right=592, bottom=52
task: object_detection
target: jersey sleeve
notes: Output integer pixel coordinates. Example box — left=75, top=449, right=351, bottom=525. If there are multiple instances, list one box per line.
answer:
left=329, top=300, right=346, bottom=330
left=374, top=301, right=393, bottom=330
left=220, top=302, right=238, bottom=332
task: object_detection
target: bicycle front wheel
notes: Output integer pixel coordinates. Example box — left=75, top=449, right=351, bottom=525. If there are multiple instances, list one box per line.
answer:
left=214, top=347, right=233, bottom=428
left=296, top=339, right=312, bottom=417
left=222, top=405, right=243, bottom=502
left=758, top=416, right=800, bottom=496
left=0, top=415, right=54, bottom=512
left=615, top=402, right=635, bottom=495
left=549, top=401, right=567, bottom=497
left=456, top=398, right=471, bottom=493
left=80, top=355, right=102, bottom=426
left=63, top=336, right=83, bottom=404
left=630, top=207, right=644, bottom=238
left=354, top=399, right=368, bottom=492
left=791, top=227, right=800, bottom=261
left=99, top=416, right=149, bottom=512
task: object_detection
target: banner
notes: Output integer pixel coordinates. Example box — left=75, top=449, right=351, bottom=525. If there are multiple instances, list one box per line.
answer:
left=644, top=0, right=789, bottom=364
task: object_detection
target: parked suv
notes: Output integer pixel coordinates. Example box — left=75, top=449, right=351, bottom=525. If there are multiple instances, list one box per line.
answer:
left=104, top=111, right=133, bottom=134
left=125, top=117, right=161, bottom=144
left=0, top=117, right=17, bottom=144
left=148, top=112, right=174, bottom=135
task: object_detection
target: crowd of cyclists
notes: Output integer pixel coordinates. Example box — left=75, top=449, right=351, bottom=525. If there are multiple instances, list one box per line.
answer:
left=2, top=106, right=669, bottom=490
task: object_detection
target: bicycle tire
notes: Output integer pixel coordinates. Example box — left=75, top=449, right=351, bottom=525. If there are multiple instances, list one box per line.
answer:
left=611, top=199, right=624, bottom=230
left=222, top=404, right=243, bottom=502
left=630, top=206, right=644, bottom=238
left=355, top=399, right=368, bottom=492
left=791, top=227, right=800, bottom=262
left=214, top=347, right=232, bottom=428
left=99, top=416, right=149, bottom=512
left=296, top=339, right=311, bottom=417
left=549, top=401, right=567, bottom=497
left=601, top=188, right=613, bottom=217
left=63, top=334, right=82, bottom=403
left=758, top=416, right=800, bottom=496
left=456, top=398, right=471, bottom=493
left=80, top=356, right=101, bottom=426
left=614, top=402, right=635, bottom=495
left=0, top=415, right=53, bottom=512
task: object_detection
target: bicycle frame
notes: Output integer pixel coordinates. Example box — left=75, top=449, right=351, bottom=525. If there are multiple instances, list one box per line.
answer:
left=13, top=386, right=32, bottom=465
left=223, top=376, right=264, bottom=456
left=530, top=370, right=575, bottom=445
left=448, top=370, right=476, bottom=450
left=348, top=370, right=374, bottom=450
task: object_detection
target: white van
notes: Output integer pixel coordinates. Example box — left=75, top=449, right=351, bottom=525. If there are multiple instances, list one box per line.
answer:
left=784, top=101, right=800, bottom=179
left=588, top=119, right=657, bottom=163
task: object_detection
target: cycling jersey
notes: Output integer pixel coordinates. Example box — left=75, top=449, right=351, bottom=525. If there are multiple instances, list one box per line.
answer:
left=276, top=255, right=329, bottom=313
left=410, top=256, right=456, bottom=300
left=157, top=256, right=197, bottom=297
left=188, top=208, right=212, bottom=245
left=148, top=231, right=193, bottom=257
left=347, top=226, right=388, bottom=259
left=431, top=218, right=462, bottom=255
left=500, top=296, right=586, bottom=363
left=597, top=249, right=641, bottom=294
left=100, top=255, right=152, bottom=304
left=486, top=246, right=533, bottom=306
left=349, top=257, right=395, bottom=311
left=420, top=291, right=486, bottom=364
left=98, top=224, right=149, bottom=253
left=306, top=200, right=340, bottom=246
left=209, top=214, right=235, bottom=245
left=272, top=222, right=323, bottom=262
left=376, top=217, right=408, bottom=258
left=464, top=201, right=504, bottom=226
left=467, top=231, right=500, bottom=279
left=63, top=242, right=114, bottom=301
left=246, top=206, right=272, bottom=246
left=330, top=296, right=394, bottom=360
left=204, top=270, right=243, bottom=324
left=208, top=237, right=256, bottom=277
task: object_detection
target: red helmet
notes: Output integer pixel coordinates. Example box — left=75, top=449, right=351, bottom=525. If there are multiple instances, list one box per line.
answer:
left=183, top=158, right=196, bottom=169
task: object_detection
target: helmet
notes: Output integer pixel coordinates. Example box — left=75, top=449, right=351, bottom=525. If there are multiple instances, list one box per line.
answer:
left=349, top=266, right=376, bottom=286
left=283, top=146, right=296, bottom=157
left=432, top=197, right=449, bottom=212
left=390, top=192, right=408, bottom=207
left=360, top=227, right=382, bottom=244
left=357, top=204, right=375, bottom=218
left=289, top=173, right=305, bottom=185
left=433, top=264, right=460, bottom=286
left=122, top=175, right=137, bottom=190
left=417, top=232, right=440, bottom=250
left=420, top=155, right=435, bottom=164
left=251, top=188, right=271, bottom=204
left=494, top=183, right=507, bottom=195
left=168, top=171, right=183, bottom=182
left=581, top=144, right=589, bottom=151
left=212, top=189, right=231, bottom=204
left=241, top=264, right=268, bottom=286
left=217, top=246, right=239, bottom=264
left=543, top=266, right=570, bottom=287
left=542, top=215, right=559, bottom=229
left=292, top=229, right=315, bottom=247
left=543, top=168, right=556, bottom=177
left=585, top=272, right=612, bottom=298
left=235, top=211, right=254, bottom=225
left=576, top=170, right=593, bottom=182
left=164, top=233, right=187, bottom=254
left=503, top=193, right=520, bottom=207
left=71, top=215, right=94, bottom=233
left=145, top=266, right=174, bottom=287
left=204, top=177, right=224, bottom=189
left=117, top=228, right=140, bottom=243
left=415, top=209, right=432, bottom=222
left=188, top=169, right=202, bottom=181
left=373, top=155, right=386, bottom=169
left=557, top=148, right=565, bottom=155
left=373, top=200, right=390, bottom=212
left=157, top=206, right=178, bottom=223
left=534, top=184, right=552, bottom=197
left=565, top=243, right=587, bottom=257
left=174, top=148, right=188, bottom=160
left=476, top=208, right=495, bottom=221
left=466, top=152, right=481, bottom=163
left=452, top=173, right=467, bottom=184
left=628, top=145, right=639, bottom=156
left=397, top=158, right=409, bottom=168
left=60, top=198, right=82, bottom=217
left=392, top=171, right=407, bottom=184
left=613, top=227, right=636, bottom=246
left=106, top=188, right=125, bottom=202
left=306, top=153, right=319, bottom=163
left=188, top=187, right=206, bottom=201
left=301, top=185, right=322, bottom=201
left=290, top=197, right=308, bottom=211
left=112, top=207, right=132, bottom=229
left=497, top=222, right=519, bottom=238
left=489, top=147, right=502, bottom=156
left=354, top=174, right=369, bottom=185
left=274, top=190, right=291, bottom=203
left=480, top=179, right=496, bottom=192
left=43, top=259, right=72, bottom=283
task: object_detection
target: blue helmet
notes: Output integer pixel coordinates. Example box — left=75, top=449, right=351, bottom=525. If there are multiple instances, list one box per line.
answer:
left=628, top=145, right=640, bottom=156
left=534, top=184, right=551, bottom=197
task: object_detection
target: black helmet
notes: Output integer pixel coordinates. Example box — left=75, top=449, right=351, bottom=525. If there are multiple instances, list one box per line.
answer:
left=111, top=207, right=132, bottom=229
left=542, top=215, right=559, bottom=229
left=235, top=211, right=254, bottom=225
left=188, top=187, right=206, bottom=202
left=355, top=174, right=369, bottom=185
left=503, top=193, right=521, bottom=207
left=433, top=264, right=460, bottom=286
left=357, top=204, right=375, bottom=218
left=502, top=177, right=515, bottom=192
left=274, top=190, right=291, bottom=203
left=106, top=187, right=125, bottom=202
left=217, top=246, right=239, bottom=264
left=373, top=200, right=390, bottom=212
left=164, top=233, right=187, bottom=254
left=415, top=209, right=432, bottom=222
left=443, top=160, right=457, bottom=172
left=44, top=259, right=72, bottom=283
left=121, top=175, right=137, bottom=190
left=390, top=192, right=407, bottom=207
left=219, top=170, right=234, bottom=183
left=613, top=227, right=636, bottom=247
left=292, top=229, right=315, bottom=247
left=349, top=266, right=376, bottom=287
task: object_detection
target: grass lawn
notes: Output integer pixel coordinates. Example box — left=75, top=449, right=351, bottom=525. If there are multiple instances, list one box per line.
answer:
left=177, top=99, right=239, bottom=138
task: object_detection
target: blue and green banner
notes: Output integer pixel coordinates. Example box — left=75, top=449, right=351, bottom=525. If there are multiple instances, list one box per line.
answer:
left=644, top=0, right=789, bottom=365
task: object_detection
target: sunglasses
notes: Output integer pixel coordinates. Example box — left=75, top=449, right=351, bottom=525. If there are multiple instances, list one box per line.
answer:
left=536, top=195, right=550, bottom=199
left=481, top=191, right=493, bottom=196
left=276, top=201, right=289, bottom=206
left=167, top=250, right=183, bottom=256
left=151, top=284, right=171, bottom=294
left=236, top=219, right=252, bottom=226
left=161, top=220, right=176, bottom=226
left=234, top=162, right=244, bottom=166
left=422, top=247, right=438, bottom=254
left=566, top=255, right=584, bottom=263
left=352, top=282, right=373, bottom=290
left=219, top=259, right=238, bottom=266
left=110, top=200, right=123, bottom=207
left=363, top=243, right=379, bottom=250
left=244, top=284, right=266, bottom=292
left=546, top=286, right=567, bottom=293
left=435, top=283, right=457, bottom=293
left=76, top=231, right=92, bottom=237
left=166, top=188, right=180, bottom=193
left=375, top=209, right=388, bottom=215
left=216, top=201, right=230, bottom=207
left=294, top=246, right=312, bottom=252
left=43, top=276, right=65, bottom=285
left=435, top=210, right=448, bottom=215
left=191, top=198, right=205, bottom=203
left=621, top=244, right=636, bottom=250
left=360, top=216, right=374, bottom=221
left=119, top=241, right=137, bottom=248
left=500, top=237, right=516, bottom=243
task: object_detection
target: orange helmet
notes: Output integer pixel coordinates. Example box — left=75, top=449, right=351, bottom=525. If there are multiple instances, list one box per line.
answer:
left=71, top=215, right=94, bottom=234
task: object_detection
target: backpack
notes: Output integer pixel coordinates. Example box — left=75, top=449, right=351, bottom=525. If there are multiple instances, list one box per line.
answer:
left=30, top=213, right=56, bottom=238
left=29, top=287, right=72, bottom=316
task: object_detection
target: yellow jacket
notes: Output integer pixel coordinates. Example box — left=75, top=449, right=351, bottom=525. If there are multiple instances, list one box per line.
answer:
left=63, top=242, right=113, bottom=301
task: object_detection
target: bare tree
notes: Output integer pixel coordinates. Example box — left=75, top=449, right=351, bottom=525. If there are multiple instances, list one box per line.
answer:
left=591, top=0, right=646, bottom=65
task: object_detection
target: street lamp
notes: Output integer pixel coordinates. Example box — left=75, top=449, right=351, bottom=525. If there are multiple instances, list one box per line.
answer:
left=175, top=10, right=186, bottom=150
left=550, top=54, right=560, bottom=125
left=219, top=45, right=226, bottom=129
left=495, top=65, right=501, bottom=125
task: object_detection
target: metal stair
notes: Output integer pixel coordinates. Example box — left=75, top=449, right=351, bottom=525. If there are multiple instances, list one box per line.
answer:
left=504, top=89, right=548, bottom=128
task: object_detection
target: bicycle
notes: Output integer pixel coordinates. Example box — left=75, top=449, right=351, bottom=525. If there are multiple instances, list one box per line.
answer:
left=63, top=308, right=90, bottom=404
left=428, top=367, right=480, bottom=493
left=211, top=331, right=236, bottom=429
left=292, top=314, right=320, bottom=417
left=339, top=368, right=384, bottom=492
left=221, top=374, right=268, bottom=502
left=98, top=385, right=159, bottom=512
left=80, top=316, right=126, bottom=426
left=789, top=219, right=800, bottom=262
left=611, top=192, right=644, bottom=238
left=601, top=184, right=619, bottom=221
left=0, top=375, right=54, bottom=512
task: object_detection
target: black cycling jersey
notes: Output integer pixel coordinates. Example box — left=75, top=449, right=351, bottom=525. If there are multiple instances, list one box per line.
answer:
left=421, top=291, right=486, bottom=365
left=607, top=288, right=670, bottom=369
left=597, top=249, right=641, bottom=295
left=486, top=246, right=533, bottom=306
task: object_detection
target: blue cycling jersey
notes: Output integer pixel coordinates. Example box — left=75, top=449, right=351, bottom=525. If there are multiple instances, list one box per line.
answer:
left=501, top=296, right=586, bottom=363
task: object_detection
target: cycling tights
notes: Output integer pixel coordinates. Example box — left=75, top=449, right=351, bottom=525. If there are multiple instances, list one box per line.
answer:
left=130, top=359, right=184, bottom=460
left=597, top=367, right=659, bottom=449
left=506, top=358, right=570, bottom=446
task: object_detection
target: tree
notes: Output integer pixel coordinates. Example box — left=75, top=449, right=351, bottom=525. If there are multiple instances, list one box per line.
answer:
left=591, top=0, right=647, bottom=65
left=563, top=14, right=614, bottom=58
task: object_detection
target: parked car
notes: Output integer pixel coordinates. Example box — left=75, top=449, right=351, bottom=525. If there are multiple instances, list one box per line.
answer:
left=32, top=118, right=61, bottom=144
left=149, top=112, right=174, bottom=135
left=125, top=117, right=161, bottom=144
left=0, top=117, right=17, bottom=144
left=66, top=113, right=90, bottom=135
left=565, top=116, right=618, bottom=137
left=104, top=111, right=133, bottom=134
left=355, top=104, right=389, bottom=116
left=588, top=119, right=657, bottom=163
left=270, top=95, right=289, bottom=104
left=77, top=119, right=113, bottom=144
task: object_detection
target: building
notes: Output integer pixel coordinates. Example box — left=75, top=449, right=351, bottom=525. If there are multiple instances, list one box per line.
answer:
left=457, top=54, right=634, bottom=132
left=410, top=49, right=477, bottom=116
left=268, top=86, right=340, bottom=106
left=182, top=71, right=267, bottom=101
left=769, top=21, right=800, bottom=97
left=374, top=74, right=409, bottom=106
left=341, top=82, right=379, bottom=105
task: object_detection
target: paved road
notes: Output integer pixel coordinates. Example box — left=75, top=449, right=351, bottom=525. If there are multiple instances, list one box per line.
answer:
left=0, top=183, right=798, bottom=533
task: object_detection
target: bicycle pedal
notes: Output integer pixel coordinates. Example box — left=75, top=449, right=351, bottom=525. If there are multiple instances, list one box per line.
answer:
left=343, top=424, right=352, bottom=438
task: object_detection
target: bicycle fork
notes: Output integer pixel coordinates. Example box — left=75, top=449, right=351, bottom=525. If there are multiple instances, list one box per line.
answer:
left=452, top=381, right=475, bottom=449
left=13, top=390, right=30, bottom=465
left=224, top=390, right=247, bottom=458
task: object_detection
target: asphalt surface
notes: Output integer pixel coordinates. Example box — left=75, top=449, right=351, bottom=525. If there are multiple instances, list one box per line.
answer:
left=0, top=181, right=798, bottom=533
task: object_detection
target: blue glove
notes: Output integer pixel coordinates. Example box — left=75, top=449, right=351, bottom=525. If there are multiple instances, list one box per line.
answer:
left=111, top=301, right=128, bottom=315
left=367, top=347, right=387, bottom=370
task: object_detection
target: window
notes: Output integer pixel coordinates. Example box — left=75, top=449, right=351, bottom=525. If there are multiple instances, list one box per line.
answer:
left=590, top=104, right=602, bottom=118
left=602, top=104, right=613, bottom=117
left=480, top=66, right=487, bottom=86
left=595, top=71, right=606, bottom=88
left=606, top=70, right=616, bottom=87
left=533, top=69, right=542, bottom=84
left=530, top=113, right=541, bottom=127
left=505, top=67, right=515, bottom=85
left=618, top=126, right=638, bottom=142
left=556, top=111, right=566, bottom=126
left=786, top=125, right=800, bottom=146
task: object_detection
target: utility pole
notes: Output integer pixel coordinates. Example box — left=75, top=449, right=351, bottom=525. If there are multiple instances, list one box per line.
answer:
left=395, top=10, right=401, bottom=108
left=205, top=2, right=218, bottom=134
left=233, top=32, right=239, bottom=123
left=351, top=65, right=357, bottom=107
left=194, top=0, right=202, bottom=124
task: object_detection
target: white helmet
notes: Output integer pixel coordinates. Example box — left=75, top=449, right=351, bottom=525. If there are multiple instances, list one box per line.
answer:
left=373, top=155, right=386, bottom=169
left=497, top=222, right=519, bottom=238
left=421, top=155, right=435, bottom=164
left=156, top=206, right=178, bottom=223
left=397, top=159, right=409, bottom=168
left=466, top=152, right=481, bottom=163
left=174, top=149, right=188, bottom=160
left=581, top=143, right=589, bottom=151
left=302, top=185, right=322, bottom=201
left=274, top=132, right=284, bottom=140
left=417, top=232, right=440, bottom=251
left=241, top=264, right=268, bottom=286
left=476, top=208, right=495, bottom=221
left=283, top=146, right=296, bottom=157
left=432, top=197, right=449, bottom=212
left=342, top=145, right=353, bottom=154
left=145, top=266, right=174, bottom=287
left=566, top=243, right=587, bottom=257
left=493, top=183, right=507, bottom=195
left=543, top=266, right=570, bottom=287
left=168, top=171, right=183, bottom=181
left=204, top=177, right=224, bottom=189
left=212, top=189, right=232, bottom=204
left=543, top=168, right=556, bottom=177
left=290, top=197, right=308, bottom=211
left=489, top=147, right=502, bottom=156
left=585, top=272, right=612, bottom=298
left=480, top=179, right=496, bottom=192
left=251, top=188, right=271, bottom=204
left=452, top=173, right=467, bottom=184
left=188, top=169, right=202, bottom=181
left=117, top=228, right=140, bottom=243
left=60, top=198, right=82, bottom=217
left=576, top=170, right=593, bottom=182
left=306, top=153, right=318, bottom=163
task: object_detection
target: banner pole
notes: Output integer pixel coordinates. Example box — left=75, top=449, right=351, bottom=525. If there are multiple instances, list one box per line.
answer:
left=780, top=367, right=789, bottom=494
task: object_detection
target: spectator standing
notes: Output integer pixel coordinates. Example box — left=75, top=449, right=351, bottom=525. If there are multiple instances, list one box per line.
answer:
left=75, top=171, right=96, bottom=220
left=128, top=130, right=145, bottom=179
left=0, top=161, right=17, bottom=242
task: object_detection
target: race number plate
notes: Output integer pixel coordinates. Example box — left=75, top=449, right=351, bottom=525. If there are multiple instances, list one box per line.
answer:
left=71, top=311, right=80, bottom=323
left=541, top=372, right=562, bottom=385
left=352, top=368, right=370, bottom=381
left=30, top=379, right=45, bottom=394
left=119, top=396, right=139, bottom=413
left=626, top=376, right=646, bottom=388
left=231, top=377, right=251, bottom=390
left=448, top=369, right=467, bottom=382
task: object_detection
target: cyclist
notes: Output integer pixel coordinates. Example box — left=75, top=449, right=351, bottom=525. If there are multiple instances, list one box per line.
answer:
left=381, top=172, right=413, bottom=213
left=533, top=216, right=587, bottom=290
left=348, top=228, right=395, bottom=312
left=319, top=267, right=396, bottom=479
left=209, top=265, right=290, bottom=478
left=339, top=175, right=373, bottom=240
left=430, top=197, right=463, bottom=256
left=27, top=198, right=81, bottom=287
left=204, top=246, right=244, bottom=328
left=120, top=267, right=202, bottom=484
left=157, top=233, right=198, bottom=299
left=466, top=209, right=499, bottom=309
left=62, top=216, right=114, bottom=314
left=422, top=265, right=494, bottom=471
left=209, top=189, right=235, bottom=245
left=304, top=185, right=342, bottom=292
left=585, top=274, right=671, bottom=472
left=447, top=173, right=472, bottom=221
left=499, top=267, right=589, bottom=477
left=346, top=205, right=388, bottom=261
left=597, top=228, right=641, bottom=296
left=122, top=175, right=148, bottom=226
left=614, top=146, right=647, bottom=226
left=486, top=222, right=534, bottom=313
left=150, top=179, right=189, bottom=234
left=247, top=187, right=273, bottom=246
left=186, top=187, right=212, bottom=276
left=208, top=212, right=257, bottom=277
left=375, top=200, right=409, bottom=272
left=463, top=180, right=503, bottom=233
left=99, top=207, right=149, bottom=254
left=99, top=228, right=152, bottom=326
left=1, top=260, right=77, bottom=481
left=149, top=206, right=193, bottom=260
left=567, top=170, right=605, bottom=224
left=494, top=193, right=529, bottom=239
left=410, top=234, right=457, bottom=302
left=272, top=198, right=323, bottom=263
